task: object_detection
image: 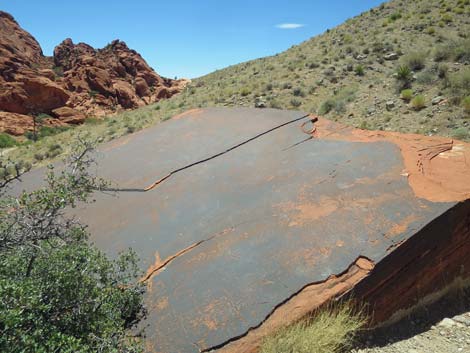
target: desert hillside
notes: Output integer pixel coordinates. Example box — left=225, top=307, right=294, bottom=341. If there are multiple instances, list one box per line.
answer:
left=2, top=0, right=470, bottom=165
left=0, top=11, right=187, bottom=135
left=185, top=0, right=470, bottom=140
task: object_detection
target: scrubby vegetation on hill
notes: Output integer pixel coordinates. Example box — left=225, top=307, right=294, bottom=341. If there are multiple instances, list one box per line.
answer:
left=3, top=0, right=470, bottom=167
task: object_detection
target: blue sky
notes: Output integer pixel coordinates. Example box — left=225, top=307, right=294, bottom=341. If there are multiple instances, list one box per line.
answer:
left=2, top=0, right=384, bottom=78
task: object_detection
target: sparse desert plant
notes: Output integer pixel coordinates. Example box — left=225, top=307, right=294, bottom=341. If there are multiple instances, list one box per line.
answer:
left=260, top=302, right=366, bottom=353
left=416, top=70, right=435, bottom=84
left=355, top=65, right=365, bottom=76
left=462, top=96, right=470, bottom=114
left=319, top=100, right=335, bottom=115
left=411, top=94, right=426, bottom=110
left=396, top=65, right=413, bottom=89
left=448, top=69, right=470, bottom=99
left=400, top=89, right=414, bottom=101
left=292, top=87, right=305, bottom=97
left=452, top=127, right=469, bottom=140
left=402, top=51, right=426, bottom=70
left=389, top=12, right=402, bottom=21
left=240, top=87, right=251, bottom=96
left=290, top=98, right=302, bottom=107
left=437, top=63, right=449, bottom=79
left=442, top=13, right=453, bottom=23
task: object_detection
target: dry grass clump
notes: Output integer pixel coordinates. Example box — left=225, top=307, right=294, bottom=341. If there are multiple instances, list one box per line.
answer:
left=260, top=302, right=366, bottom=353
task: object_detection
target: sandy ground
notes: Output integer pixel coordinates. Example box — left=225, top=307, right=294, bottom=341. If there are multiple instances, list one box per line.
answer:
left=351, top=287, right=470, bottom=353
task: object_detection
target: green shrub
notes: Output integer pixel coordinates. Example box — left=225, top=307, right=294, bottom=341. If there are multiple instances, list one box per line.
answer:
left=402, top=52, right=426, bottom=71
left=434, top=39, right=470, bottom=63
left=400, top=89, right=414, bottom=101
left=0, top=133, right=17, bottom=149
left=442, top=13, right=453, bottom=23
left=290, top=99, right=302, bottom=107
left=355, top=65, right=365, bottom=76
left=455, top=39, right=470, bottom=63
left=389, top=12, right=402, bottom=21
left=416, top=70, right=435, bottom=84
left=451, top=127, right=469, bottom=140
left=448, top=69, right=470, bottom=98
left=437, top=63, right=449, bottom=79
left=396, top=65, right=413, bottom=89
left=319, top=100, right=335, bottom=115
left=411, top=95, right=426, bottom=110
left=240, top=87, right=251, bottom=97
left=462, top=96, right=470, bottom=114
left=0, top=143, right=144, bottom=353
left=292, top=87, right=305, bottom=97
left=426, top=27, right=436, bottom=35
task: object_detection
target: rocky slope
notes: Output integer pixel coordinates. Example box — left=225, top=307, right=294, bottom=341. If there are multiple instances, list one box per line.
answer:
left=177, top=0, right=469, bottom=141
left=0, top=11, right=187, bottom=135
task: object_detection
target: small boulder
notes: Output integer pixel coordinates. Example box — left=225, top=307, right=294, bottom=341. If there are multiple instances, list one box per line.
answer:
left=386, top=101, right=395, bottom=111
left=51, top=106, right=86, bottom=124
left=255, top=98, right=266, bottom=108
left=384, top=53, right=399, bottom=61
left=431, top=96, right=445, bottom=105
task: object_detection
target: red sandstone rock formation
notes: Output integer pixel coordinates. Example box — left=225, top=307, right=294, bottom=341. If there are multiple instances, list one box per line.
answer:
left=0, top=11, right=187, bottom=135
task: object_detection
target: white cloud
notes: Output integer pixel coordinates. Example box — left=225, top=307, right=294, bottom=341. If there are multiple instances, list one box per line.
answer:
left=275, top=23, right=305, bottom=29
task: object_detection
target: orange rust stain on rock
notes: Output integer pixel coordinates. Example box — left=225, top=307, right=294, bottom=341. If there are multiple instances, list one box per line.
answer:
left=319, top=247, right=331, bottom=257
left=142, top=251, right=163, bottom=287
left=190, top=298, right=228, bottom=333
left=172, top=108, right=205, bottom=120
left=155, top=297, right=169, bottom=310
left=313, top=116, right=470, bottom=202
left=217, top=257, right=374, bottom=353
left=276, top=197, right=339, bottom=227
left=386, top=214, right=418, bottom=238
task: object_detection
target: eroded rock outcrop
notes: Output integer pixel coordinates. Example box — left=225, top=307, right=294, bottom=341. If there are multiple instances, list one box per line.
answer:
left=0, top=11, right=187, bottom=135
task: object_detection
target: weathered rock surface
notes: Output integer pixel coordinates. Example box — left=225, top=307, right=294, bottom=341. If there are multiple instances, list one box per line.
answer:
left=10, top=108, right=470, bottom=353
left=0, top=11, right=187, bottom=134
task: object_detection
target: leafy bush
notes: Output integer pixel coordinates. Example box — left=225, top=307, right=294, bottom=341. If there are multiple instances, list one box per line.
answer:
left=411, top=95, right=426, bottom=110
left=0, top=142, right=144, bottom=353
left=0, top=133, right=17, bottom=149
left=400, top=89, right=414, bottom=101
